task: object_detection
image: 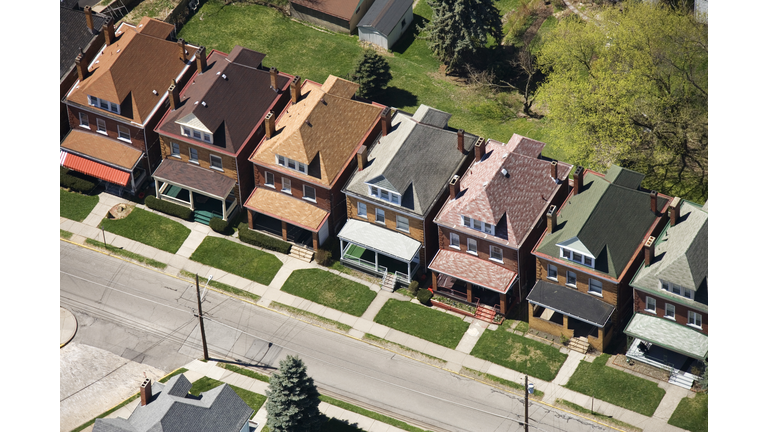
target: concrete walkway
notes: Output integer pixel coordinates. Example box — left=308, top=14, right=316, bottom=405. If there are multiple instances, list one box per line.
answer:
left=61, top=191, right=694, bottom=432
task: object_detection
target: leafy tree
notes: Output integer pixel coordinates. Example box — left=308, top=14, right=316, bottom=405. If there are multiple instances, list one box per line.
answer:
left=536, top=2, right=708, bottom=202
left=420, top=0, right=503, bottom=72
left=265, top=355, right=323, bottom=432
left=350, top=49, right=392, bottom=99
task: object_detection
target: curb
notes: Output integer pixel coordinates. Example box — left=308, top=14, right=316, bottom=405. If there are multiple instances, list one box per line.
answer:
left=60, top=307, right=78, bottom=348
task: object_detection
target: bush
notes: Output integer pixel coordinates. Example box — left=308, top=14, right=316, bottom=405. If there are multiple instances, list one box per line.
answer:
left=408, top=280, right=420, bottom=295
left=60, top=168, right=97, bottom=193
left=314, top=248, right=332, bottom=266
left=144, top=195, right=193, bottom=220
left=209, top=217, right=232, bottom=234
left=417, top=289, right=433, bottom=305
left=237, top=223, right=292, bottom=254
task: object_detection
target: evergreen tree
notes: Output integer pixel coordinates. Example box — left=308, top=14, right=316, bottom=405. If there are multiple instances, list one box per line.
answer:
left=350, top=49, right=392, bottom=99
left=265, top=355, right=323, bottom=432
left=420, top=0, right=503, bottom=72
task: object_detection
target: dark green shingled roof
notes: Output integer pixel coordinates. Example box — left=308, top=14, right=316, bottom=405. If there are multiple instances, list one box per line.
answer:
left=536, top=167, right=667, bottom=279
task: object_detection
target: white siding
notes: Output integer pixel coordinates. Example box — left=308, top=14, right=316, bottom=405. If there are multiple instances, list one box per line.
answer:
left=319, top=217, right=330, bottom=246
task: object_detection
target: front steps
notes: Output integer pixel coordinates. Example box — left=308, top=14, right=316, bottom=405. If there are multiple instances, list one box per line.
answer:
left=668, top=369, right=696, bottom=389
left=289, top=245, right=314, bottom=263
left=474, top=305, right=497, bottom=323
left=569, top=336, right=589, bottom=354
left=381, top=273, right=396, bottom=292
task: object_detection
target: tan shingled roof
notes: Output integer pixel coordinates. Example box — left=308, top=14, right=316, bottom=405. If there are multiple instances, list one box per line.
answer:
left=60, top=129, right=143, bottom=169
left=244, top=187, right=329, bottom=231
left=251, top=76, right=383, bottom=186
left=67, top=19, right=192, bottom=125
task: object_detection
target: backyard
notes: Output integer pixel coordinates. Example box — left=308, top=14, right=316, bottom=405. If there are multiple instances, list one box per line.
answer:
left=190, top=236, right=283, bottom=285
left=280, top=269, right=377, bottom=317
left=99, top=207, right=191, bottom=253
left=373, top=299, right=470, bottom=349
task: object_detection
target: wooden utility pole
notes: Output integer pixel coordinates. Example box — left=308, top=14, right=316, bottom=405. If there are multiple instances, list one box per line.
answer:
left=195, top=274, right=209, bottom=360
left=524, top=375, right=529, bottom=432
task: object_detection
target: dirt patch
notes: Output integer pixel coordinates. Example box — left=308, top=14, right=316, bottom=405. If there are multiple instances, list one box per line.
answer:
left=108, top=203, right=134, bottom=220
left=521, top=4, right=554, bottom=46
left=609, top=354, right=670, bottom=382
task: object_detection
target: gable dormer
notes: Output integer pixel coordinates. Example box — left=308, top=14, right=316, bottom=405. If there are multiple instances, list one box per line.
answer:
left=366, top=176, right=402, bottom=206
left=87, top=94, right=121, bottom=115
left=176, top=113, right=213, bottom=144
left=460, top=215, right=495, bottom=236
left=556, top=237, right=596, bottom=268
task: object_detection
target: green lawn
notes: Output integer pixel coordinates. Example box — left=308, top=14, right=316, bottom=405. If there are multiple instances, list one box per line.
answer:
left=60, top=188, right=99, bottom=221
left=373, top=299, right=470, bottom=349
left=85, top=238, right=168, bottom=269
left=180, top=270, right=261, bottom=302
left=470, top=320, right=567, bottom=381
left=189, top=376, right=267, bottom=414
left=190, top=237, right=283, bottom=285
left=280, top=269, right=376, bottom=317
left=668, top=392, right=708, bottom=432
left=565, top=354, right=666, bottom=417
left=100, top=208, right=190, bottom=253
left=271, top=301, right=352, bottom=332
left=61, top=229, right=74, bottom=239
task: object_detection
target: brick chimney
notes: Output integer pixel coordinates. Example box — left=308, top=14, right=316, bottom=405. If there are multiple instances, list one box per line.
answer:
left=195, top=46, right=207, bottom=73
left=573, top=166, right=584, bottom=194
left=546, top=205, right=557, bottom=233
left=265, top=111, right=276, bottom=139
left=457, top=129, right=464, bottom=153
left=550, top=160, right=558, bottom=180
left=75, top=53, right=88, bottom=82
left=168, top=79, right=179, bottom=111
left=474, top=138, right=486, bottom=162
left=357, top=145, right=368, bottom=171
left=644, top=236, right=656, bottom=267
left=650, top=190, right=658, bottom=214
left=380, top=107, right=392, bottom=137
left=449, top=175, right=460, bottom=200
left=270, top=67, right=278, bottom=90
left=178, top=39, right=188, bottom=62
left=669, top=197, right=681, bottom=226
left=103, top=18, right=115, bottom=46
left=140, top=379, right=152, bottom=406
left=290, top=76, right=302, bottom=104
left=84, top=6, right=95, bottom=34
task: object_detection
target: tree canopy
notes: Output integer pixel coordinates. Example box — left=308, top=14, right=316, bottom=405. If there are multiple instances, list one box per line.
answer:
left=350, top=49, right=392, bottom=99
left=536, top=2, right=708, bottom=202
left=265, top=355, right=323, bottom=432
left=420, top=0, right=503, bottom=72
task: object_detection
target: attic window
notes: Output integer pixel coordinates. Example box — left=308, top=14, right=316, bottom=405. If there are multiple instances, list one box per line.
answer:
left=181, top=126, right=212, bottom=144
left=369, top=185, right=401, bottom=206
left=276, top=154, right=307, bottom=175
left=88, top=95, right=120, bottom=114
left=461, top=215, right=494, bottom=236
left=559, top=247, right=595, bottom=268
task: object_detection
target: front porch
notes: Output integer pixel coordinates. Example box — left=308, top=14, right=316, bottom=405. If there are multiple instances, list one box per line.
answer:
left=339, top=241, right=418, bottom=285
left=158, top=183, right=238, bottom=225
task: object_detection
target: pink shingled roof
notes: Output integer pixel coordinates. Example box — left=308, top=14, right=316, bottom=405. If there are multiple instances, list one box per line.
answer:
left=429, top=249, right=518, bottom=293
left=435, top=134, right=573, bottom=248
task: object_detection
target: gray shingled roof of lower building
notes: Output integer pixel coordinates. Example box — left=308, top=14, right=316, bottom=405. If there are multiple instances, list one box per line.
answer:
left=624, top=313, right=708, bottom=360
left=357, top=0, right=413, bottom=35
left=527, top=280, right=614, bottom=327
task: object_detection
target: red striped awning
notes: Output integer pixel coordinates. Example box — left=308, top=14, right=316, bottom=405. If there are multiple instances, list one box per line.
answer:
left=61, top=151, right=131, bottom=186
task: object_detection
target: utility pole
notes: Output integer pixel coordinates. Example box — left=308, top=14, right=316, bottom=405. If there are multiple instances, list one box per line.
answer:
left=524, top=375, right=529, bottom=432
left=195, top=274, right=209, bottom=360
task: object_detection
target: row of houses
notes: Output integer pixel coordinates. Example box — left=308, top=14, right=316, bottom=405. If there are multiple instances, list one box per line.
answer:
left=59, top=12, right=707, bottom=387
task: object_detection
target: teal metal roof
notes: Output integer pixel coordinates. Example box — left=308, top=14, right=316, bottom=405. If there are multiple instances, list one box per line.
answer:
left=624, top=313, right=708, bottom=360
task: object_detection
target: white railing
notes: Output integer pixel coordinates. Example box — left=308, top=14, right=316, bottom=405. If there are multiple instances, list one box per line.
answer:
left=159, top=193, right=191, bottom=209
left=224, top=199, right=238, bottom=219
left=394, top=271, right=409, bottom=285
left=341, top=244, right=385, bottom=274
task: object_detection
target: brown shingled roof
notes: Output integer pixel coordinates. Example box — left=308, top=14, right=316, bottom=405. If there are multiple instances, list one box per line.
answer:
left=60, top=129, right=143, bottom=170
left=291, top=0, right=358, bottom=20
left=244, top=187, right=329, bottom=231
left=135, top=16, right=174, bottom=39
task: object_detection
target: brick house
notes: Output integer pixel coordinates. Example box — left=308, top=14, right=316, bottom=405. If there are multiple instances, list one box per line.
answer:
left=61, top=17, right=199, bottom=196
left=623, top=198, right=708, bottom=388
left=428, top=135, right=573, bottom=318
left=338, top=105, right=478, bottom=290
left=152, top=46, right=293, bottom=224
left=527, top=165, right=670, bottom=352
left=245, top=75, right=386, bottom=252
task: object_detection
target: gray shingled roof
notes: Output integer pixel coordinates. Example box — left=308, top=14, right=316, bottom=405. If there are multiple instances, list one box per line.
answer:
left=527, top=280, right=615, bottom=327
left=60, top=6, right=108, bottom=79
left=343, top=106, right=477, bottom=217
left=338, top=218, right=422, bottom=262
left=93, top=374, right=253, bottom=432
left=357, top=0, right=413, bottom=35
left=624, top=313, right=708, bottom=360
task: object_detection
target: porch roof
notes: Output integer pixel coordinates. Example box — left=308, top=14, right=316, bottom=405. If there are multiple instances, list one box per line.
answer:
left=428, top=249, right=517, bottom=294
left=61, top=151, right=131, bottom=187
left=244, top=187, right=329, bottom=232
left=337, top=219, right=421, bottom=262
left=624, top=313, right=708, bottom=360
left=61, top=129, right=143, bottom=170
left=153, top=158, right=235, bottom=199
left=527, top=280, right=614, bottom=327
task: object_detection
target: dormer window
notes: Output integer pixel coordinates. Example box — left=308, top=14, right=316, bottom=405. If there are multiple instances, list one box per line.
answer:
left=461, top=215, right=494, bottom=235
left=660, top=280, right=693, bottom=299
left=276, top=154, right=307, bottom=174
left=88, top=95, right=120, bottom=114
left=559, top=247, right=595, bottom=268
left=181, top=126, right=212, bottom=144
left=369, top=186, right=401, bottom=205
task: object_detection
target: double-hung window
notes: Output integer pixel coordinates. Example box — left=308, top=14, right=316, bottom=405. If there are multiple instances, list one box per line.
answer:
left=117, top=125, right=130, bottom=141
left=189, top=148, right=199, bottom=164
left=96, top=118, right=107, bottom=134
left=490, top=245, right=503, bottom=262
left=588, top=278, right=602, bottom=296
left=281, top=177, right=291, bottom=193
left=559, top=247, right=594, bottom=268
left=79, top=112, right=89, bottom=128
left=210, top=155, right=223, bottom=171
left=547, top=264, right=558, bottom=281
left=664, top=303, right=675, bottom=319
left=462, top=215, right=494, bottom=235
left=171, top=143, right=180, bottom=158
left=375, top=208, right=385, bottom=224
left=369, top=185, right=401, bottom=205
left=645, top=296, right=656, bottom=313
left=449, top=232, right=460, bottom=249
left=467, top=238, right=478, bottom=255
left=396, top=215, right=409, bottom=232
left=566, top=271, right=577, bottom=287
left=687, top=311, right=702, bottom=328
left=357, top=202, right=367, bottom=217
left=88, top=95, right=120, bottom=114
left=276, top=154, right=307, bottom=174
left=303, top=185, right=316, bottom=202
left=265, top=171, right=275, bottom=187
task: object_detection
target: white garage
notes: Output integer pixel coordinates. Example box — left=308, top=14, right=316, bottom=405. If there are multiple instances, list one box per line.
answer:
left=357, top=0, right=413, bottom=50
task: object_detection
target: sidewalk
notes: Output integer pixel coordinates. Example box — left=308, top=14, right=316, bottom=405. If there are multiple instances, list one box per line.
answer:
left=61, top=191, right=693, bottom=432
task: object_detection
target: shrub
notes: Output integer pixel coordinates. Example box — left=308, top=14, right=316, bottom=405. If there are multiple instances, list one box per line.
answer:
left=144, top=195, right=193, bottom=220
left=237, top=223, right=292, bottom=254
left=209, top=217, right=232, bottom=234
left=417, top=288, right=433, bottom=305
left=60, top=169, right=97, bottom=193
left=408, top=280, right=420, bottom=295
left=314, top=248, right=331, bottom=266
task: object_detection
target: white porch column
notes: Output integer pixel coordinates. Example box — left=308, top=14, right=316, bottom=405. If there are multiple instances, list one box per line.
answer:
left=221, top=198, right=227, bottom=222
left=339, top=239, right=345, bottom=258
left=375, top=252, right=379, bottom=272
left=154, top=178, right=161, bottom=200
left=407, top=259, right=413, bottom=280
left=189, top=192, right=195, bottom=211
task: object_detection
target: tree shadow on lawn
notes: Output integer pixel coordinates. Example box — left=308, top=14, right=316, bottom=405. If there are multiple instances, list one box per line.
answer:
left=374, top=86, right=418, bottom=110
left=390, top=15, right=429, bottom=55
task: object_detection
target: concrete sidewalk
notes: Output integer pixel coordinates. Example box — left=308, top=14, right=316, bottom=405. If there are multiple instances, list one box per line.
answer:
left=61, top=191, right=694, bottom=432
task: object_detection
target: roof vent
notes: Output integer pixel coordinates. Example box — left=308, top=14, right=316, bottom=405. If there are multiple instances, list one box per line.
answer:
left=222, top=74, right=228, bottom=80
left=482, top=181, right=488, bottom=188
left=152, top=90, right=158, bottom=95
left=201, top=101, right=207, bottom=107
left=501, top=168, right=508, bottom=176
left=194, top=100, right=199, bottom=105
left=217, top=71, right=221, bottom=75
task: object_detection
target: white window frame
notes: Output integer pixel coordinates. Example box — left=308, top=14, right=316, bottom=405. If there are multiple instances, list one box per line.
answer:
left=490, top=245, right=503, bottom=263
left=368, top=185, right=401, bottom=206
left=181, top=126, right=212, bottom=144
left=189, top=148, right=199, bottom=164
left=265, top=171, right=275, bottom=188
left=660, top=280, right=694, bottom=300
left=396, top=215, right=409, bottom=232
left=588, top=278, right=603, bottom=296
left=559, top=246, right=595, bottom=268
left=79, top=112, right=89, bottom=128
left=547, top=264, right=558, bottom=281
left=449, top=232, right=460, bottom=249
left=461, top=215, right=495, bottom=236
left=117, top=125, right=130, bottom=142
left=210, top=155, right=223, bottom=171
left=645, top=296, right=656, bottom=313
left=566, top=271, right=577, bottom=287
left=664, top=303, right=675, bottom=319
left=687, top=310, right=702, bottom=328
left=96, top=118, right=107, bottom=134
left=171, top=142, right=180, bottom=158
left=276, top=154, right=307, bottom=174
left=88, top=95, right=120, bottom=114
left=357, top=202, right=367, bottom=217
left=375, top=208, right=385, bottom=224
left=467, top=238, right=478, bottom=255
left=281, top=177, right=291, bottom=193
left=303, top=185, right=316, bottom=202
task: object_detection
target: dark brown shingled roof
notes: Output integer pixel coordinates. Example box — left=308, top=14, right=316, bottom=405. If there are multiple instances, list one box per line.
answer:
left=153, top=158, right=236, bottom=198
left=291, top=0, right=358, bottom=20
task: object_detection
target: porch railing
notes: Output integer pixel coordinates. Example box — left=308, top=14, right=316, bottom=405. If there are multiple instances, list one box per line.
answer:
left=224, top=199, right=238, bottom=219
left=341, top=243, right=383, bottom=274
left=394, top=271, right=409, bottom=285
left=158, top=193, right=191, bottom=209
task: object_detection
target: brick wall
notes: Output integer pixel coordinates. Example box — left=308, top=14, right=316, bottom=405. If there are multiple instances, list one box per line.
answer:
left=437, top=226, right=519, bottom=273
left=634, top=290, right=708, bottom=335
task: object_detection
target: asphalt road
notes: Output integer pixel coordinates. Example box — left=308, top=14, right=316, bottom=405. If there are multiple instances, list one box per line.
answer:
left=60, top=241, right=613, bottom=432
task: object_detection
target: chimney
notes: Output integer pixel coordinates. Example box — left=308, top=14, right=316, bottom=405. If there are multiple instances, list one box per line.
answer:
left=265, top=111, right=276, bottom=139
left=290, top=76, right=302, bottom=104
left=457, top=129, right=464, bottom=152
left=644, top=236, right=656, bottom=267
left=449, top=175, right=460, bottom=200
left=550, top=160, right=558, bottom=180
left=75, top=54, right=88, bottom=82
left=84, top=6, right=95, bottom=34
left=546, top=205, right=557, bottom=234
left=380, top=107, right=392, bottom=137
left=270, top=67, right=278, bottom=89
left=178, top=39, right=188, bottom=62
left=168, top=79, right=179, bottom=111
left=195, top=46, right=207, bottom=73
left=573, top=166, right=584, bottom=194
left=474, top=137, right=486, bottom=162
left=102, top=18, right=115, bottom=46
left=140, top=379, right=152, bottom=406
left=650, top=190, right=658, bottom=214
left=357, top=145, right=368, bottom=171
left=669, top=197, right=681, bottom=226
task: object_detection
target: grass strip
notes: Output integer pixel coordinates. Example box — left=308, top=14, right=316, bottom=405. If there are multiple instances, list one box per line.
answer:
left=60, top=229, right=74, bottom=239
left=100, top=207, right=190, bottom=253
left=319, top=395, right=431, bottom=432
left=374, top=299, right=469, bottom=349
left=216, top=362, right=271, bottom=383
left=460, top=368, right=544, bottom=398
left=85, top=238, right=168, bottom=269
left=159, top=368, right=189, bottom=383
left=60, top=188, right=99, bottom=221
left=668, top=392, right=708, bottom=432
left=271, top=302, right=352, bottom=332
left=190, top=236, right=282, bottom=285
left=555, top=399, right=642, bottom=432
left=179, top=270, right=261, bottom=303
left=363, top=334, right=447, bottom=365
left=280, top=269, right=376, bottom=317
left=189, top=376, right=267, bottom=413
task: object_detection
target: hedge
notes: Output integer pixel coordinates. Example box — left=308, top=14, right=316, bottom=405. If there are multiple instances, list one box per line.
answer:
left=145, top=195, right=193, bottom=220
left=417, top=288, right=433, bottom=305
left=237, top=223, right=292, bottom=254
left=209, top=217, right=231, bottom=234
left=60, top=168, right=97, bottom=193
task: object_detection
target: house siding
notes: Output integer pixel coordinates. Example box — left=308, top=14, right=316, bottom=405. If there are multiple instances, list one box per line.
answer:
left=437, top=226, right=520, bottom=273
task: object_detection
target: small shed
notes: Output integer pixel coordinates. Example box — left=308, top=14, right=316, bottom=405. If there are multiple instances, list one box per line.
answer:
left=357, top=0, right=413, bottom=50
